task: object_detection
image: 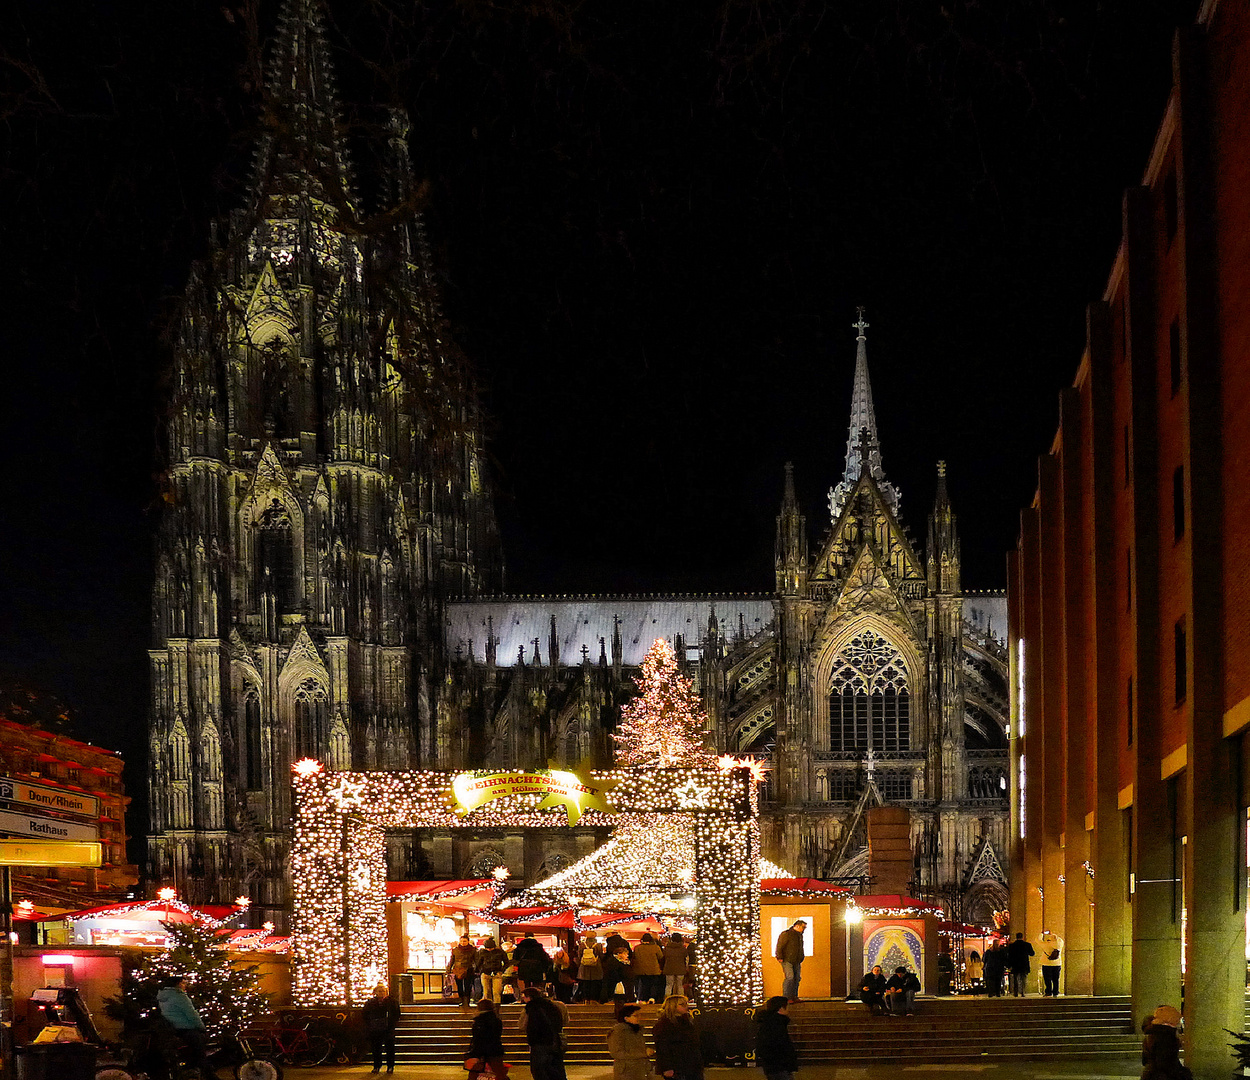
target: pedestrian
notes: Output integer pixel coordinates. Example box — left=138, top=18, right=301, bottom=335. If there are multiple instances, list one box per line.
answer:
left=465, top=999, right=509, bottom=1080
left=477, top=936, right=508, bottom=1005
left=1038, top=930, right=1062, bottom=996
left=662, top=933, right=690, bottom=999
left=982, top=940, right=1005, bottom=997
left=360, top=981, right=400, bottom=1074
left=1141, top=1004, right=1192, bottom=1080
left=773, top=920, right=807, bottom=1003
left=448, top=933, right=480, bottom=1006
left=1006, top=932, right=1034, bottom=997
left=552, top=946, right=576, bottom=1004
left=514, top=931, right=550, bottom=996
left=602, top=946, right=634, bottom=1006
left=966, top=949, right=983, bottom=993
left=607, top=1003, right=651, bottom=1080
left=576, top=934, right=603, bottom=1002
left=604, top=931, right=632, bottom=962
left=936, top=948, right=953, bottom=995
left=156, top=976, right=209, bottom=1077
left=858, top=965, right=887, bottom=1015
left=632, top=932, right=664, bottom=1003
left=883, top=966, right=920, bottom=1016
left=519, top=986, right=568, bottom=1080
left=754, top=996, right=798, bottom=1080
left=652, top=994, right=703, bottom=1080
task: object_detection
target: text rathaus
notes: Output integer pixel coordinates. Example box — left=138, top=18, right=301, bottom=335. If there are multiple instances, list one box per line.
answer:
left=147, top=0, right=1010, bottom=929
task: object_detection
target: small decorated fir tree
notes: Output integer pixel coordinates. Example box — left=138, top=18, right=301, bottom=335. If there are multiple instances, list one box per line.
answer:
left=614, top=638, right=716, bottom=767
left=106, top=920, right=270, bottom=1037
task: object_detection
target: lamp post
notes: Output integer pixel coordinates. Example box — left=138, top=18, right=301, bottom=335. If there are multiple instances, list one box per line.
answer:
left=843, top=905, right=862, bottom=999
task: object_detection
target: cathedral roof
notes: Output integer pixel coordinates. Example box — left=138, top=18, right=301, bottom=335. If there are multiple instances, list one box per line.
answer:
left=247, top=0, right=356, bottom=220
left=445, top=595, right=774, bottom=667
left=827, top=308, right=900, bottom=520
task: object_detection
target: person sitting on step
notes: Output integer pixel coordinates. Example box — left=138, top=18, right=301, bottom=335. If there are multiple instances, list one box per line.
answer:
left=859, top=965, right=887, bottom=1016
left=883, top=966, right=920, bottom=1016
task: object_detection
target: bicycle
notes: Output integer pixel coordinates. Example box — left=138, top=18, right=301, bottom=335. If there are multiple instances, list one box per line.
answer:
left=246, top=1020, right=333, bottom=1068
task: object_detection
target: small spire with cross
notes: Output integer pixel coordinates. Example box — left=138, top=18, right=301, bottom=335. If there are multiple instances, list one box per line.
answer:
left=853, top=306, right=869, bottom=341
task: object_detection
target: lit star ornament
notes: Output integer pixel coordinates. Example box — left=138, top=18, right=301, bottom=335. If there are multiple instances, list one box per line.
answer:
left=674, top=779, right=710, bottom=809
left=331, top=777, right=367, bottom=810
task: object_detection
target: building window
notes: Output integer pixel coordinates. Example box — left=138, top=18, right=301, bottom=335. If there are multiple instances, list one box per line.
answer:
left=1174, top=618, right=1187, bottom=705
left=293, top=677, right=329, bottom=758
left=877, top=770, right=914, bottom=801
left=1169, top=318, right=1182, bottom=396
left=827, top=771, right=862, bottom=802
left=829, top=632, right=910, bottom=752
left=1163, top=167, right=1178, bottom=242
left=256, top=500, right=296, bottom=610
left=244, top=691, right=262, bottom=791
left=1127, top=675, right=1134, bottom=747
left=1173, top=466, right=1185, bottom=542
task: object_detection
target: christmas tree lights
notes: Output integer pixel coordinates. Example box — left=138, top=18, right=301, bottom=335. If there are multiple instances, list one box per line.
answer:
left=614, top=639, right=717, bottom=767
left=290, top=763, right=763, bottom=1006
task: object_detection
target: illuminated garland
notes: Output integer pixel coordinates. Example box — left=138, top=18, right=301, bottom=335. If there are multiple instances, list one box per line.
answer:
left=290, top=762, right=762, bottom=1007
left=65, top=899, right=237, bottom=929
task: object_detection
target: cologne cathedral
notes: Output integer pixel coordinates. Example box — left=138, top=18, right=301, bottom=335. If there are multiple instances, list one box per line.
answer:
left=148, top=0, right=1009, bottom=928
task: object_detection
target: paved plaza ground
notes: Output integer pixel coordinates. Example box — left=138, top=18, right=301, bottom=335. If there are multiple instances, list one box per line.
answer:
left=294, top=1061, right=1146, bottom=1080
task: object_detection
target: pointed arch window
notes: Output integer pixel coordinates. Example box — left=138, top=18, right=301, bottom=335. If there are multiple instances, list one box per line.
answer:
left=256, top=499, right=296, bottom=610
left=829, top=631, right=910, bottom=752
left=327, top=715, right=351, bottom=771
left=243, top=688, right=263, bottom=791
left=293, top=677, right=329, bottom=759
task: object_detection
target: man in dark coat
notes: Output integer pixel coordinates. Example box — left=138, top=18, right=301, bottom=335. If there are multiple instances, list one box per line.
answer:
left=859, top=965, right=887, bottom=1015
left=883, top=967, right=921, bottom=1016
left=773, top=919, right=807, bottom=1002
left=520, top=987, right=567, bottom=1080
left=361, top=982, right=401, bottom=1074
left=513, top=931, right=551, bottom=995
left=754, top=996, right=798, bottom=1080
left=1006, top=932, right=1035, bottom=997
left=982, top=940, right=1006, bottom=998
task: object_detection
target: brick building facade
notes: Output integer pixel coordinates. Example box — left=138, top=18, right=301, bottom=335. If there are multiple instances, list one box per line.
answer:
left=1008, top=1, right=1250, bottom=1073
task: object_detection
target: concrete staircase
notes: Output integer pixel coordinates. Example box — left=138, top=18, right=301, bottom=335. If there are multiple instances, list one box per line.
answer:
left=393, top=995, right=1138, bottom=1066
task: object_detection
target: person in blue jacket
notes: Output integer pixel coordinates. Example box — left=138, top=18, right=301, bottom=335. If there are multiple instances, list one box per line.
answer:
left=156, top=976, right=208, bottom=1076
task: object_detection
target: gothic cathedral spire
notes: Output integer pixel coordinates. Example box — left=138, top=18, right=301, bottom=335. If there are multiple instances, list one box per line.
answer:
left=248, top=0, right=355, bottom=219
left=827, top=307, right=900, bottom=519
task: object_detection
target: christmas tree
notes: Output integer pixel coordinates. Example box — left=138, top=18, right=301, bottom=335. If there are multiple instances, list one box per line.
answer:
left=614, top=638, right=716, bottom=767
left=105, top=920, right=271, bottom=1037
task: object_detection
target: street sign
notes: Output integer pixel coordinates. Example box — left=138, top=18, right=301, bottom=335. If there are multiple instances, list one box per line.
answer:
left=0, top=809, right=98, bottom=843
left=0, top=778, right=98, bottom=819
left=0, top=840, right=102, bottom=868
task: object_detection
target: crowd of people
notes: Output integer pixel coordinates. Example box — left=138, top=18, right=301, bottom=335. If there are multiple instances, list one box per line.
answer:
left=445, top=929, right=697, bottom=1007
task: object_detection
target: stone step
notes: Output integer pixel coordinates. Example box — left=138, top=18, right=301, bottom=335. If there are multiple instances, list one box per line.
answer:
left=387, top=996, right=1141, bottom=1065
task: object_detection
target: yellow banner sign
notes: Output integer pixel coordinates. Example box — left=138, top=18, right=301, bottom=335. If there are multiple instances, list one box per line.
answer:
left=449, top=770, right=616, bottom=826
left=0, top=840, right=102, bottom=868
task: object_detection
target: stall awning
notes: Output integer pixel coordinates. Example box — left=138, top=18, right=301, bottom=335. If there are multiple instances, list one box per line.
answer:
left=853, top=894, right=942, bottom=912
left=386, top=880, right=497, bottom=910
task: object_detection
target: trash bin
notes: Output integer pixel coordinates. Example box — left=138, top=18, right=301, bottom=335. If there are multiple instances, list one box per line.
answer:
left=391, top=972, right=414, bottom=1004
left=14, top=1042, right=97, bottom=1080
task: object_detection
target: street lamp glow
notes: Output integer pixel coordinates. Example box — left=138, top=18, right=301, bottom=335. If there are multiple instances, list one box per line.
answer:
left=157, top=887, right=177, bottom=902
left=844, top=906, right=862, bottom=925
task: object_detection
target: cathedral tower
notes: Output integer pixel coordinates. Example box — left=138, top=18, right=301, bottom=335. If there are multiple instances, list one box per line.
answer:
left=147, top=0, right=500, bottom=925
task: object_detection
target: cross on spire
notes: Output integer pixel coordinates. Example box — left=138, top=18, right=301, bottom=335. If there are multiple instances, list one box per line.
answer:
left=853, top=307, right=869, bottom=341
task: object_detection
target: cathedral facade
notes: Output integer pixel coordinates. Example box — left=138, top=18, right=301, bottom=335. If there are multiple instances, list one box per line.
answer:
left=147, top=0, right=1008, bottom=926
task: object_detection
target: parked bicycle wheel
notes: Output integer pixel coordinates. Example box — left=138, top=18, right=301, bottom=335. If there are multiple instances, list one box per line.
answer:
left=289, top=1034, right=332, bottom=1068
left=235, top=1056, right=283, bottom=1080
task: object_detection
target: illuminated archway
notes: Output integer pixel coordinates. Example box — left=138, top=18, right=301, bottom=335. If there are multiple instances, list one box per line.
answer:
left=290, top=764, right=762, bottom=1007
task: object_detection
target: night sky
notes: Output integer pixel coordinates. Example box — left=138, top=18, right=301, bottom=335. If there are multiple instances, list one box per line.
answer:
left=0, top=0, right=1197, bottom=787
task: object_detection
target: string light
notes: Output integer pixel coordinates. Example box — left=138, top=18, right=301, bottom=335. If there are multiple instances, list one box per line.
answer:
left=614, top=639, right=718, bottom=768
left=290, top=763, right=763, bottom=1006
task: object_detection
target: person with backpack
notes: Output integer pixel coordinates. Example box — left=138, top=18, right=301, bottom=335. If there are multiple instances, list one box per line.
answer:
left=513, top=931, right=550, bottom=996
left=519, top=986, right=567, bottom=1080
left=476, top=936, right=508, bottom=1005
left=576, top=935, right=603, bottom=1002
